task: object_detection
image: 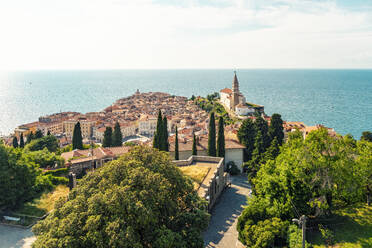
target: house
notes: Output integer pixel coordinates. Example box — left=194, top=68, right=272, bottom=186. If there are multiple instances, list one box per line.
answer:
left=169, top=136, right=245, bottom=171
left=61, top=146, right=130, bottom=175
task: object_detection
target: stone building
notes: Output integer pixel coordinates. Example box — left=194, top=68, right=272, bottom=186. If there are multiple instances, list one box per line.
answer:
left=220, top=71, right=246, bottom=113
left=169, top=136, right=245, bottom=171
left=62, top=146, right=130, bottom=175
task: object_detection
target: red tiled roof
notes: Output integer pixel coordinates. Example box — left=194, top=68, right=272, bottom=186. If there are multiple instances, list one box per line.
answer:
left=220, top=88, right=232, bottom=94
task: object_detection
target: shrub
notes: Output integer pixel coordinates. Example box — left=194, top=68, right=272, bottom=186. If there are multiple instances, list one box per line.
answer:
left=287, top=224, right=311, bottom=248
left=239, top=217, right=289, bottom=248
left=43, top=168, right=68, bottom=177
left=50, top=176, right=69, bottom=186
left=227, top=161, right=240, bottom=175
left=319, top=224, right=335, bottom=246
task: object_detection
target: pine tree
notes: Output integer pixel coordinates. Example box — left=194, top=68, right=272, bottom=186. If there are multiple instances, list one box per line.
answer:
left=35, top=129, right=43, bottom=139
left=175, top=127, right=179, bottom=160
left=208, top=112, right=216, bottom=156
left=162, top=116, right=169, bottom=151
left=237, top=118, right=257, bottom=161
left=268, top=113, right=284, bottom=145
left=47, top=130, right=51, bottom=136
left=255, top=116, right=270, bottom=150
left=246, top=131, right=265, bottom=184
left=12, top=136, right=18, bottom=148
left=217, top=116, right=225, bottom=157
left=72, top=122, right=83, bottom=150
left=112, top=122, right=123, bottom=147
left=192, top=134, right=197, bottom=155
left=103, top=127, right=113, bottom=147
left=19, top=133, right=25, bottom=148
left=264, top=137, right=280, bottom=161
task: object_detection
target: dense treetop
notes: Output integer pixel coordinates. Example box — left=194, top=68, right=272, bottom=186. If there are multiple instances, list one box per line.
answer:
left=33, top=146, right=210, bottom=248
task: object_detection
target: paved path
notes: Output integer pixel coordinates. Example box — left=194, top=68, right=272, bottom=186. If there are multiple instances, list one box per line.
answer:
left=204, top=175, right=250, bottom=248
left=0, top=225, right=35, bottom=248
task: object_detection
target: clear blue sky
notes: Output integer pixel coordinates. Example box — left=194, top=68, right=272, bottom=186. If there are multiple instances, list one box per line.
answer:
left=1, top=0, right=372, bottom=70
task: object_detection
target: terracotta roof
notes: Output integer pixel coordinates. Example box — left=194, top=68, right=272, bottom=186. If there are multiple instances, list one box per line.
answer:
left=220, top=88, right=232, bottom=94
left=62, top=146, right=130, bottom=164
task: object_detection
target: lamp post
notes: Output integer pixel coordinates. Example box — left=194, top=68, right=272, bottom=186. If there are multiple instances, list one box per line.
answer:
left=292, top=215, right=307, bottom=248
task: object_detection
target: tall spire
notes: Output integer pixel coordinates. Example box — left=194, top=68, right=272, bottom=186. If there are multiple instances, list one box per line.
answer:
left=232, top=70, right=239, bottom=93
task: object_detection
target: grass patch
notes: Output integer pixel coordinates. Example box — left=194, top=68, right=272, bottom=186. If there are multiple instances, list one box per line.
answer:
left=14, top=185, right=69, bottom=217
left=180, top=166, right=210, bottom=190
left=309, top=204, right=372, bottom=248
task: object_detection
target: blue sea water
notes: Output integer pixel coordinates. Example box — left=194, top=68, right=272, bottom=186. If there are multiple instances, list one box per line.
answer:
left=0, top=69, right=371, bottom=138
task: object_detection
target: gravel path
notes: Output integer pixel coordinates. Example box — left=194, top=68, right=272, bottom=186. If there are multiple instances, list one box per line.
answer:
left=204, top=175, right=251, bottom=248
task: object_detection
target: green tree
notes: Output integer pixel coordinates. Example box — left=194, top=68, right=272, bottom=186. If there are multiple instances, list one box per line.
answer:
left=208, top=112, right=216, bottom=156
left=33, top=146, right=210, bottom=248
left=25, top=135, right=59, bottom=152
left=268, top=113, right=284, bottom=145
left=161, top=116, right=169, bottom=151
left=22, top=148, right=64, bottom=168
left=254, top=116, right=270, bottom=149
left=245, top=131, right=265, bottom=184
left=192, top=134, right=197, bottom=156
left=237, top=128, right=366, bottom=247
left=355, top=140, right=372, bottom=205
left=12, top=136, right=18, bottom=148
left=175, top=127, right=179, bottom=160
left=264, top=137, right=280, bottom=161
left=0, top=145, right=38, bottom=209
left=102, top=127, right=113, bottom=147
left=35, top=129, right=44, bottom=139
left=26, top=132, right=34, bottom=144
left=237, top=118, right=257, bottom=161
left=19, top=133, right=25, bottom=148
left=47, top=130, right=51, bottom=136
left=361, top=131, right=372, bottom=142
left=217, top=116, right=225, bottom=158
left=153, top=110, right=163, bottom=149
left=112, top=122, right=123, bottom=147
left=72, top=122, right=83, bottom=150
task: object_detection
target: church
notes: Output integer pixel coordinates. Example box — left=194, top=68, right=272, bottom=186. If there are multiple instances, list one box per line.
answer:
left=220, top=72, right=254, bottom=116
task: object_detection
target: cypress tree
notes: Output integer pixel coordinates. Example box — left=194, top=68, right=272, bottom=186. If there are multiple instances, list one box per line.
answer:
left=12, top=136, right=18, bottom=148
left=268, top=113, right=284, bottom=145
left=154, top=110, right=163, bottom=149
left=26, top=132, right=34, bottom=144
left=217, top=116, right=225, bottom=157
left=35, top=129, right=43, bottom=139
left=72, top=122, right=83, bottom=150
left=103, top=127, right=113, bottom=147
left=208, top=112, right=216, bottom=156
left=112, top=122, right=123, bottom=147
left=47, top=130, right=51, bottom=136
left=175, top=127, right=179, bottom=160
left=192, top=134, right=197, bottom=156
left=162, top=116, right=169, bottom=151
left=19, top=133, right=25, bottom=148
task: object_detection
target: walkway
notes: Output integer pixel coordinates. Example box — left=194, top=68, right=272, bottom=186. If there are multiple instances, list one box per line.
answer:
left=203, top=175, right=251, bottom=248
left=0, top=225, right=35, bottom=248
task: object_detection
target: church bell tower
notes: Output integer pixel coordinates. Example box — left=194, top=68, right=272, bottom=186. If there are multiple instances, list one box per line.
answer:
left=231, top=71, right=240, bottom=110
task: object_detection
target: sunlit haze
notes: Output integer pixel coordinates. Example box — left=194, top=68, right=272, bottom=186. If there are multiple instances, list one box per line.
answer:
left=1, top=0, right=372, bottom=70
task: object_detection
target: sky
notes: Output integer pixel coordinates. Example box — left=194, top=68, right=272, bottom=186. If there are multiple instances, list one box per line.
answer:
left=1, top=0, right=372, bottom=70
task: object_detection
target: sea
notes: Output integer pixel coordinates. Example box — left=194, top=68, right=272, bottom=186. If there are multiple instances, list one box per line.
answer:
left=0, top=69, right=371, bottom=139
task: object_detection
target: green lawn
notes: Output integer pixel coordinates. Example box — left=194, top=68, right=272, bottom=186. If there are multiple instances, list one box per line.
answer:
left=179, top=166, right=210, bottom=190
left=309, top=204, right=372, bottom=248
left=14, top=185, right=69, bottom=217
